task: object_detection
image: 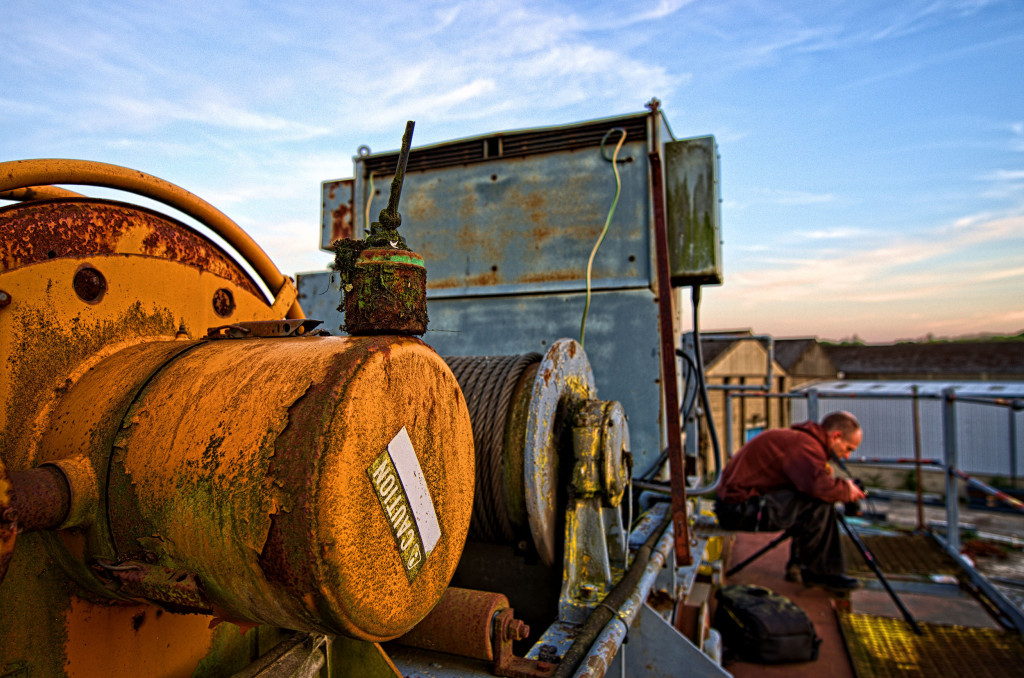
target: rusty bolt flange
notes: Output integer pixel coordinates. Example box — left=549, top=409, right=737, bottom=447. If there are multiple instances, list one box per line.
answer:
left=0, top=290, right=10, bottom=308
left=343, top=248, right=428, bottom=335
left=212, top=288, right=235, bottom=317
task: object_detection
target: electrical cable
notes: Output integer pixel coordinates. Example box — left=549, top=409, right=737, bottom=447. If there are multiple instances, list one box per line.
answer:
left=684, top=285, right=725, bottom=496
left=364, top=172, right=375, bottom=235
left=579, top=128, right=626, bottom=348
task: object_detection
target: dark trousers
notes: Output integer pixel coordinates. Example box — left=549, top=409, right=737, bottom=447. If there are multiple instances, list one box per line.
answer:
left=715, top=489, right=844, bottom=576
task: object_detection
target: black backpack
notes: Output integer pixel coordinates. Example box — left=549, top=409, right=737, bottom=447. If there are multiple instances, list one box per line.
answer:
left=713, top=585, right=821, bottom=664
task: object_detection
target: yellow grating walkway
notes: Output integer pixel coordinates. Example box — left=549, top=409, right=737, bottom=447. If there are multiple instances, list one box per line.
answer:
left=843, top=533, right=960, bottom=576
left=838, top=610, right=1024, bottom=677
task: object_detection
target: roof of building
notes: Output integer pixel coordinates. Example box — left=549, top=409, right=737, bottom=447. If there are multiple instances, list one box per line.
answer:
left=770, top=338, right=817, bottom=372
left=825, top=342, right=1024, bottom=377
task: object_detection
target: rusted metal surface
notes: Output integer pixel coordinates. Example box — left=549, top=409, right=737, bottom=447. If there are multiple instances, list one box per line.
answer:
left=0, top=180, right=306, bottom=675
left=523, top=339, right=597, bottom=567
left=649, top=140, right=692, bottom=566
left=0, top=200, right=264, bottom=299
left=105, top=335, right=474, bottom=641
left=492, top=607, right=558, bottom=678
left=8, top=465, right=70, bottom=532
left=397, top=587, right=511, bottom=661
left=347, top=116, right=652, bottom=297
left=92, top=561, right=214, bottom=615
left=343, top=248, right=428, bottom=335
left=0, top=455, right=14, bottom=584
left=0, top=158, right=302, bottom=318
left=321, top=178, right=355, bottom=251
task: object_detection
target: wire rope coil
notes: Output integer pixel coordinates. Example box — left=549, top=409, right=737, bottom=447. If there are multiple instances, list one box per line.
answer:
left=444, top=353, right=541, bottom=544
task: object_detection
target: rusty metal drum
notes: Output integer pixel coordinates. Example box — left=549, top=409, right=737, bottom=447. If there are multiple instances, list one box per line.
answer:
left=102, top=334, right=474, bottom=641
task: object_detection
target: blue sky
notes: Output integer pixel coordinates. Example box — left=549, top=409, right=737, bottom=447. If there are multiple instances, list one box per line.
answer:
left=3, top=0, right=1022, bottom=342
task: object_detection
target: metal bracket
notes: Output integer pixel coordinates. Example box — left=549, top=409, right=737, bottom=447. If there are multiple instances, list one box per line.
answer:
left=206, top=319, right=323, bottom=339
left=271, top=277, right=299, bottom=317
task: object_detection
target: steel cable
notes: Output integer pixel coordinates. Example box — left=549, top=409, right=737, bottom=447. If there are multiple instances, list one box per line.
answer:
left=445, top=353, right=541, bottom=543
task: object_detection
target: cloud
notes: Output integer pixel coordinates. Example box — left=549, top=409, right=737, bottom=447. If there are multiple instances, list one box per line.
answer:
left=720, top=210, right=1024, bottom=308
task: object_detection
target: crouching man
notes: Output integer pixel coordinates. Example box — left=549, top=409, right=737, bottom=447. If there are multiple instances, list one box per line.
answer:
left=715, top=411, right=867, bottom=592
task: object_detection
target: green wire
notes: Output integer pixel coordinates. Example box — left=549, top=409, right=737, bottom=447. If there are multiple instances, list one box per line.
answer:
left=580, top=128, right=627, bottom=348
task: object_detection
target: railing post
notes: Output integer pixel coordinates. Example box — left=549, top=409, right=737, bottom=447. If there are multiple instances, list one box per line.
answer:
left=1011, top=401, right=1020, bottom=486
left=942, top=388, right=960, bottom=552
left=725, top=390, right=734, bottom=458
left=807, top=388, right=819, bottom=423
left=912, top=385, right=924, bottom=531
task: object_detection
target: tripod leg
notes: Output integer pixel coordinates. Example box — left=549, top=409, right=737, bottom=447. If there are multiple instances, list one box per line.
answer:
left=726, top=529, right=793, bottom=577
left=837, top=513, right=923, bottom=635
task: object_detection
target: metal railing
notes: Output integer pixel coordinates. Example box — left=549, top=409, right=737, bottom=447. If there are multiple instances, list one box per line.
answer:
left=713, top=386, right=1024, bottom=553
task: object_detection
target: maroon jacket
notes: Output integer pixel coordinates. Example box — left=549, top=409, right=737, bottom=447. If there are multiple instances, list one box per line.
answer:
left=717, top=421, right=856, bottom=504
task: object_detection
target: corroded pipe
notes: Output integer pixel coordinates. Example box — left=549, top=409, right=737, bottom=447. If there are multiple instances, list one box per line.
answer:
left=7, top=466, right=71, bottom=532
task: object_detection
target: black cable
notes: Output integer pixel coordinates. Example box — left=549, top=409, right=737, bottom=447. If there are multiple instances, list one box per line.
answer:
left=552, top=510, right=672, bottom=678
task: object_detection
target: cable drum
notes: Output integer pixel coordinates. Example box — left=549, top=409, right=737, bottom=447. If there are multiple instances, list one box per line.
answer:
left=444, top=353, right=541, bottom=544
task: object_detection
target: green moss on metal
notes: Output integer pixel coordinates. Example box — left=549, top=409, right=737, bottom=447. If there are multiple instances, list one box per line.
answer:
left=0, top=535, right=74, bottom=677
left=3, top=301, right=177, bottom=469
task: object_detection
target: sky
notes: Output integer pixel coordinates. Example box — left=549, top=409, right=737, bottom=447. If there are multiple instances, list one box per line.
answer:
left=2, top=0, right=1022, bottom=343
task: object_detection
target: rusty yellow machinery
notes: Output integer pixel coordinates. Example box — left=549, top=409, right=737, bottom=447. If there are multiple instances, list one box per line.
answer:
left=0, top=117, right=710, bottom=678
left=0, top=150, right=480, bottom=675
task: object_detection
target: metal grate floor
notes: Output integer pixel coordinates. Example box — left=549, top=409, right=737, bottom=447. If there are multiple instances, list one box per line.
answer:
left=844, top=533, right=960, bottom=576
left=838, top=610, right=1024, bottom=677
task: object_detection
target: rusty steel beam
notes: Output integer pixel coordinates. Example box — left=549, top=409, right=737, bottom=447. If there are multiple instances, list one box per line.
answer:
left=648, top=144, right=691, bottom=566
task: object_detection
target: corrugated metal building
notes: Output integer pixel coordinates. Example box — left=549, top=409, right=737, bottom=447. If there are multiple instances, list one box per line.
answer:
left=790, top=380, right=1024, bottom=477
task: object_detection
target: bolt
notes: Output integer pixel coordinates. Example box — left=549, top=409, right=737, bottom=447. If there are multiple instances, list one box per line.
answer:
left=0, top=290, right=10, bottom=308
left=504, top=618, right=530, bottom=641
left=2, top=508, right=19, bottom=524
left=579, top=584, right=596, bottom=600
left=537, top=644, right=559, bottom=663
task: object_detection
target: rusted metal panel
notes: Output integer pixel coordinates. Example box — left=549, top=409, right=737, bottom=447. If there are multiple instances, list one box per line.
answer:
left=345, top=117, right=653, bottom=297
left=321, top=178, right=355, bottom=251
left=664, top=136, right=723, bottom=286
left=0, top=200, right=265, bottom=299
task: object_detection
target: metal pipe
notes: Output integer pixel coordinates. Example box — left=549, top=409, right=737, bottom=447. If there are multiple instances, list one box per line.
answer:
left=571, top=524, right=675, bottom=678
left=807, top=388, right=819, bottom=423
left=0, top=159, right=302, bottom=318
left=0, top=185, right=87, bottom=201
left=942, top=388, right=960, bottom=552
left=1011, top=403, right=1019, bottom=485
left=8, top=466, right=70, bottom=532
left=724, top=390, right=734, bottom=464
left=932, top=531, right=1024, bottom=635
left=554, top=511, right=672, bottom=678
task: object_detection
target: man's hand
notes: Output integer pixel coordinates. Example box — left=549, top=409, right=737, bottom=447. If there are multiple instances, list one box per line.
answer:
left=847, top=478, right=866, bottom=502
